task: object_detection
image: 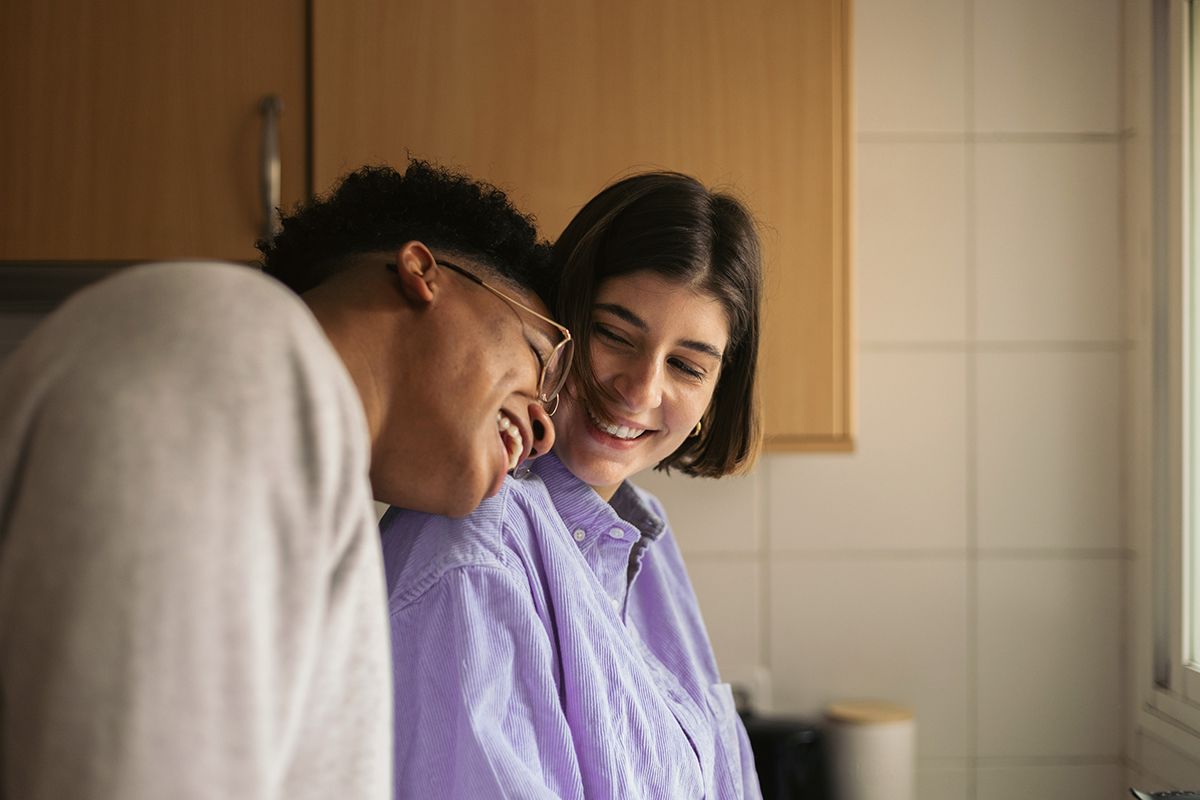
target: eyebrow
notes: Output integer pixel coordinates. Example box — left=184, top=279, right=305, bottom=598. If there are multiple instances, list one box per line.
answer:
left=593, top=302, right=724, bottom=360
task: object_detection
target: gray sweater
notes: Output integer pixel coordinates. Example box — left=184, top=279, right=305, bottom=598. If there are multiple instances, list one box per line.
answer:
left=0, top=263, right=390, bottom=799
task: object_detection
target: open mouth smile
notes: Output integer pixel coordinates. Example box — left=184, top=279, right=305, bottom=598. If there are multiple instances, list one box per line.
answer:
left=586, top=407, right=651, bottom=441
left=497, top=411, right=525, bottom=471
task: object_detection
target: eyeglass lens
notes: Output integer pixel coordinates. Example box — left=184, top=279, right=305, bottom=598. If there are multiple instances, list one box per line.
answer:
left=541, top=339, right=574, bottom=403
left=424, top=258, right=572, bottom=405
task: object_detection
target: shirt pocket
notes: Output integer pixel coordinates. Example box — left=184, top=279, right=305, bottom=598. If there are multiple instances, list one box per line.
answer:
left=706, top=682, right=746, bottom=800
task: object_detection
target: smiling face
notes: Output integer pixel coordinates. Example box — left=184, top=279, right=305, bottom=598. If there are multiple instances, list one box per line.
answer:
left=368, top=253, right=560, bottom=517
left=551, top=271, right=730, bottom=500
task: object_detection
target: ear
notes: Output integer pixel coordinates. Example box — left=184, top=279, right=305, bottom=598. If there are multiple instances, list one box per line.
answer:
left=392, top=241, right=440, bottom=306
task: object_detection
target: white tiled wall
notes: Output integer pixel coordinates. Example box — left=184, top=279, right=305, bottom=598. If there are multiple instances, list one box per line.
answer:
left=975, top=764, right=1125, bottom=800
left=974, top=143, right=1122, bottom=342
left=973, top=0, right=1121, bottom=134
left=635, top=0, right=1129, bottom=796
left=857, top=142, right=968, bottom=342
left=976, top=559, right=1122, bottom=758
left=853, top=0, right=965, bottom=133
left=975, top=352, right=1122, bottom=550
left=767, top=557, right=970, bottom=759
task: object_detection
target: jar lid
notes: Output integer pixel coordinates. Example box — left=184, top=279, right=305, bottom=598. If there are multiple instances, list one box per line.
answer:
left=825, top=700, right=914, bottom=724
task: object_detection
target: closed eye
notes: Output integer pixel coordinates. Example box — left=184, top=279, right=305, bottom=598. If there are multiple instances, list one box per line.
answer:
left=669, top=357, right=706, bottom=381
left=593, top=323, right=631, bottom=347
left=528, top=340, right=547, bottom=370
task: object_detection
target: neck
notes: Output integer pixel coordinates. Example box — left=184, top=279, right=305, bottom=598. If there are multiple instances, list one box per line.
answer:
left=591, top=482, right=621, bottom=503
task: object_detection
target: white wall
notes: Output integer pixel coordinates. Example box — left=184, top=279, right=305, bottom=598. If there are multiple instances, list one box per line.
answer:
left=634, top=0, right=1129, bottom=796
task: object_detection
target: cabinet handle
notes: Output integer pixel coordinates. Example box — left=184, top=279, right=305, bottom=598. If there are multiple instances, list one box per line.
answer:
left=259, top=94, right=284, bottom=242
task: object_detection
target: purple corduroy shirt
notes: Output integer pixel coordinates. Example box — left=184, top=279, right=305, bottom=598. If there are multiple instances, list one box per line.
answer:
left=379, top=452, right=762, bottom=799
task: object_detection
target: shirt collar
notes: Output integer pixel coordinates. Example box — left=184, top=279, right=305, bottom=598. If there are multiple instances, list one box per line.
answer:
left=529, top=452, right=664, bottom=541
left=610, top=481, right=665, bottom=541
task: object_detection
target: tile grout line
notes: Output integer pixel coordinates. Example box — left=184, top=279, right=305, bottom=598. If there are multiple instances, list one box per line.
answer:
left=965, top=0, right=980, bottom=795
left=859, top=340, right=1132, bottom=352
left=1116, top=0, right=1133, bottom=782
left=751, top=548, right=1133, bottom=560
left=974, top=754, right=1129, bottom=766
left=857, top=131, right=1127, bottom=143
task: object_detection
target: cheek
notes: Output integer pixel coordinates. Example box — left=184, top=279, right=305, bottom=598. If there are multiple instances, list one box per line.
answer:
left=556, top=384, right=589, bottom=429
left=676, top=385, right=718, bottom=426
left=561, top=370, right=601, bottom=413
left=585, top=343, right=621, bottom=380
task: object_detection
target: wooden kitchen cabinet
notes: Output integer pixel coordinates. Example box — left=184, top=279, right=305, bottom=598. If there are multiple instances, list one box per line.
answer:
left=0, top=0, right=851, bottom=448
left=0, top=0, right=307, bottom=262
left=312, top=0, right=852, bottom=450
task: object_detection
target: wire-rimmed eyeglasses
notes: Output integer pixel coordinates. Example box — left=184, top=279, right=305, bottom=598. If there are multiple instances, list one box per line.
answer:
left=389, top=259, right=573, bottom=412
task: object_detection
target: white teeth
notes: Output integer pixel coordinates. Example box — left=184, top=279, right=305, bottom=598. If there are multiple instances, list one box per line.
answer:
left=496, top=413, right=524, bottom=470
left=587, top=409, right=645, bottom=440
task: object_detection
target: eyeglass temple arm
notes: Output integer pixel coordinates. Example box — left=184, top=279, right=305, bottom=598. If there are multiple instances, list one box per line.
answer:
left=385, top=260, right=484, bottom=284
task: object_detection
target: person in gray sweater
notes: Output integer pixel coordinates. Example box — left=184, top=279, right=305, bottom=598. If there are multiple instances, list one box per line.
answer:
left=0, top=161, right=570, bottom=799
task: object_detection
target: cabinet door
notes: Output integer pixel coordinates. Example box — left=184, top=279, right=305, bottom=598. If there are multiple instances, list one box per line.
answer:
left=313, top=0, right=850, bottom=449
left=0, top=0, right=307, bottom=261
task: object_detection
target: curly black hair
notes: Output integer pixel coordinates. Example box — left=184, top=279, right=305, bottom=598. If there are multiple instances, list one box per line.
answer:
left=257, top=160, right=554, bottom=303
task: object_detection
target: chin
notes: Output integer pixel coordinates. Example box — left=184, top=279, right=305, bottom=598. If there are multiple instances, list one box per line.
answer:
left=450, top=473, right=494, bottom=518
left=375, top=474, right=482, bottom=518
left=431, top=483, right=485, bottom=518
left=442, top=502, right=477, bottom=520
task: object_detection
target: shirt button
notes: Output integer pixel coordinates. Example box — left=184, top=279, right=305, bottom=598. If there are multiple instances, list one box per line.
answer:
left=607, top=527, right=625, bottom=540
left=572, top=528, right=586, bottom=542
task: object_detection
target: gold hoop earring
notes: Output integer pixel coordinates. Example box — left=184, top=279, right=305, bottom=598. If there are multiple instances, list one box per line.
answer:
left=689, top=420, right=702, bottom=438
left=546, top=395, right=560, bottom=416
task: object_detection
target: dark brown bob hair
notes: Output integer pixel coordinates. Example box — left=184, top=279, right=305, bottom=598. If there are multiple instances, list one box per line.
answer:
left=551, top=171, right=763, bottom=478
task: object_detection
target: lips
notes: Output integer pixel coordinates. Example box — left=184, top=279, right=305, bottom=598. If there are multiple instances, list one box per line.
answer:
left=586, top=406, right=652, bottom=442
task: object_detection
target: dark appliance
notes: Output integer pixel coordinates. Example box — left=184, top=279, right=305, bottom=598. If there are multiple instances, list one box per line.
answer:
left=741, top=712, right=829, bottom=800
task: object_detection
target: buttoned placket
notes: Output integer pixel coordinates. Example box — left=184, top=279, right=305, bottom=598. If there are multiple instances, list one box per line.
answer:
left=567, top=517, right=640, bottom=618
left=625, top=611, right=717, bottom=788
left=531, top=458, right=723, bottom=793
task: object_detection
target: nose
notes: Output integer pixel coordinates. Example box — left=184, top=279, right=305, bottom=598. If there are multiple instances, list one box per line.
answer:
left=524, top=401, right=556, bottom=460
left=612, top=357, right=663, bottom=412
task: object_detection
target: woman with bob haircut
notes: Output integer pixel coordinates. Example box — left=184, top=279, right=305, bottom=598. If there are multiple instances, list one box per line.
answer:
left=380, top=171, right=764, bottom=799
